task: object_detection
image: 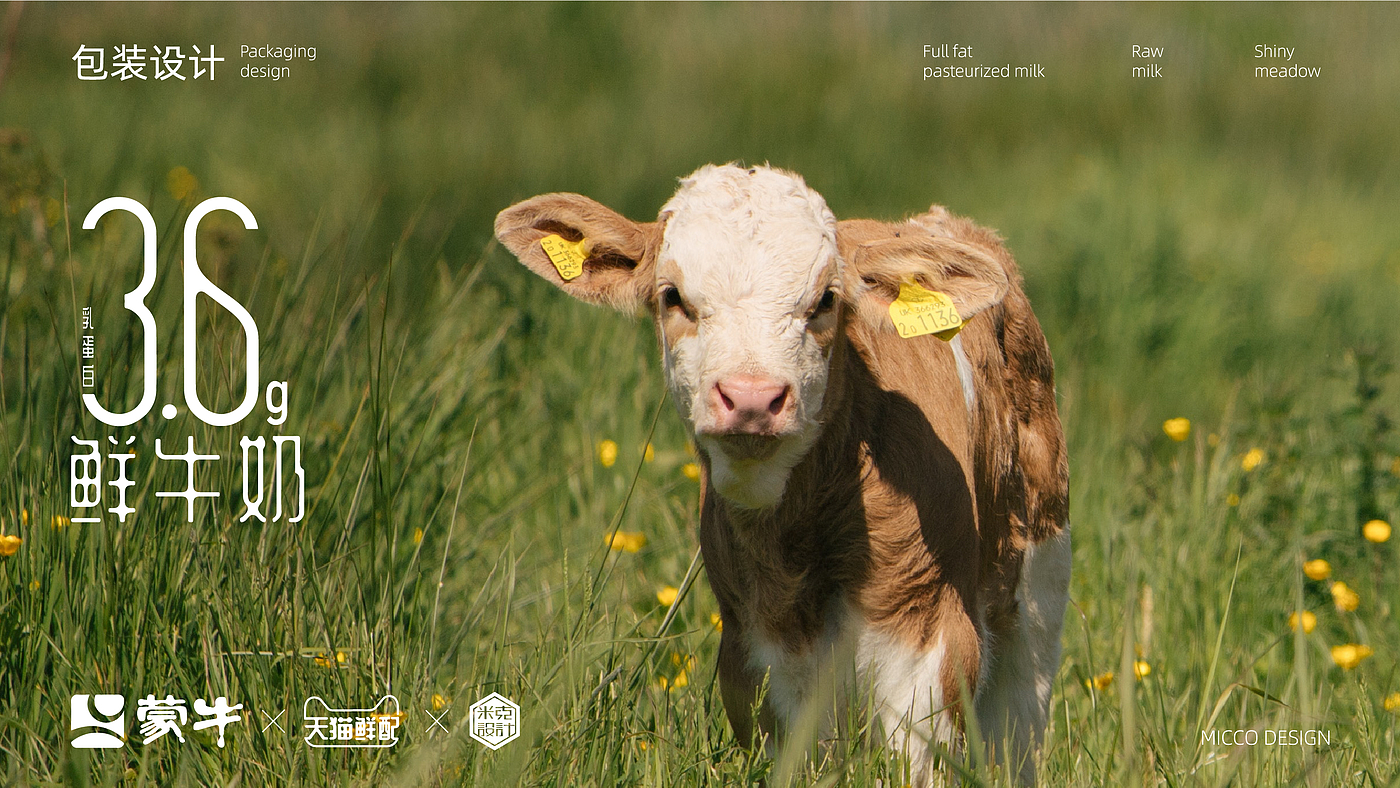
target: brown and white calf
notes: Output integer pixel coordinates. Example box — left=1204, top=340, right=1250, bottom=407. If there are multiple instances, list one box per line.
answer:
left=496, top=164, right=1070, bottom=784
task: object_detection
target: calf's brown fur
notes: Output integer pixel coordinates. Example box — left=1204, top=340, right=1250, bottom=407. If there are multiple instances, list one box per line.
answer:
left=496, top=180, right=1068, bottom=784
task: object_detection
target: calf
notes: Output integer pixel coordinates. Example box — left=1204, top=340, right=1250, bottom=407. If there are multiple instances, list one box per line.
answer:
left=495, top=164, right=1070, bottom=784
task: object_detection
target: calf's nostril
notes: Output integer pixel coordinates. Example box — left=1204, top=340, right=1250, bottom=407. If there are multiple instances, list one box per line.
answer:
left=718, top=386, right=735, bottom=412
left=768, top=387, right=789, bottom=416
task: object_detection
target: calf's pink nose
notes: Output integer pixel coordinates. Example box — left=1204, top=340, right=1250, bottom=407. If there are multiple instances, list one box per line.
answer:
left=711, top=375, right=790, bottom=433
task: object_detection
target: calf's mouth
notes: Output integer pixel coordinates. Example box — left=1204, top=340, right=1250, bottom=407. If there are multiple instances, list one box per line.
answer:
left=709, top=433, right=784, bottom=462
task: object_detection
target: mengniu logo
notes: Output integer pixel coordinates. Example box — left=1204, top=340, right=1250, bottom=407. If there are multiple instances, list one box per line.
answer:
left=69, top=693, right=244, bottom=749
left=70, top=694, right=126, bottom=748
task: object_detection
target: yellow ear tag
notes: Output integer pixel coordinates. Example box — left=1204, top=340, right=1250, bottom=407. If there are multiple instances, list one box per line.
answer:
left=889, top=281, right=963, bottom=340
left=540, top=234, right=590, bottom=281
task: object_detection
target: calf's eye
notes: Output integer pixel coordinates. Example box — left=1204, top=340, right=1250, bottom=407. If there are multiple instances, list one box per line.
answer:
left=814, top=288, right=837, bottom=315
left=661, top=286, right=687, bottom=313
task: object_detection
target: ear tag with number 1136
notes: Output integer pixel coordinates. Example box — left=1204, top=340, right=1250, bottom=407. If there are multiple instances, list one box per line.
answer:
left=540, top=234, right=590, bottom=281
left=889, top=281, right=963, bottom=341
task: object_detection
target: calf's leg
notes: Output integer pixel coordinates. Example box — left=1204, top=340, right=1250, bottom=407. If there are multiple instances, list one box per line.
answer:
left=973, top=526, right=1071, bottom=785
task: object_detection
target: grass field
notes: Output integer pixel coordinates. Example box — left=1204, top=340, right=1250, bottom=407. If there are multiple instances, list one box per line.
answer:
left=4, top=3, right=1400, bottom=786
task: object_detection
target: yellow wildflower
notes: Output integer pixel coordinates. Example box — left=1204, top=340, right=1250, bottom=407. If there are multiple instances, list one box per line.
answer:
left=0, top=534, right=21, bottom=557
left=681, top=462, right=701, bottom=481
left=20, top=509, right=28, bottom=526
left=311, top=651, right=348, bottom=668
left=1226, top=493, right=1241, bottom=507
left=672, top=653, right=696, bottom=672
left=166, top=166, right=198, bottom=200
left=1363, top=519, right=1391, bottom=544
left=1303, top=559, right=1332, bottom=581
left=605, top=531, right=647, bottom=553
left=643, top=443, right=655, bottom=463
left=671, top=670, right=689, bottom=689
left=1330, top=643, right=1373, bottom=670
left=51, top=515, right=70, bottom=529
left=597, top=439, right=619, bottom=468
left=1332, top=581, right=1360, bottom=612
left=656, top=675, right=670, bottom=691
left=29, top=579, right=40, bottom=591
left=1162, top=418, right=1191, bottom=442
left=1133, top=661, right=1152, bottom=680
left=432, top=693, right=447, bottom=711
left=1385, top=692, right=1400, bottom=712
left=1288, top=610, right=1317, bottom=634
left=1241, top=448, right=1265, bottom=472
left=413, top=527, right=424, bottom=545
left=1085, top=671, right=1114, bottom=691
left=657, top=585, right=679, bottom=607
left=711, top=612, right=723, bottom=632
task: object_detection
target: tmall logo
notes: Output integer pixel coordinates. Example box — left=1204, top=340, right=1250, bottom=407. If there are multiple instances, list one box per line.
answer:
left=71, top=694, right=126, bottom=748
left=302, top=695, right=403, bottom=748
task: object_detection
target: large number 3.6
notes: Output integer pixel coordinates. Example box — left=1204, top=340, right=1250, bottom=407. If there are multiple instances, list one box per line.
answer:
left=82, top=197, right=261, bottom=428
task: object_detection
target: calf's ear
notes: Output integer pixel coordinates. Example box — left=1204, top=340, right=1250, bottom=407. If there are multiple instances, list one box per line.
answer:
left=844, top=228, right=1010, bottom=330
left=495, top=193, right=658, bottom=312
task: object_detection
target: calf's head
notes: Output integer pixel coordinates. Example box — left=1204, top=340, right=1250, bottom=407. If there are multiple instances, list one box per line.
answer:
left=496, top=164, right=1010, bottom=509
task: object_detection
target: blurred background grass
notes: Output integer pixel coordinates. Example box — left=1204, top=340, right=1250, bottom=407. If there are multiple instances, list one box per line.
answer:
left=3, top=3, right=1400, bottom=786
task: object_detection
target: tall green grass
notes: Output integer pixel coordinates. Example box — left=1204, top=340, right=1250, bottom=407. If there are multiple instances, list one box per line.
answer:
left=3, top=4, right=1400, bottom=785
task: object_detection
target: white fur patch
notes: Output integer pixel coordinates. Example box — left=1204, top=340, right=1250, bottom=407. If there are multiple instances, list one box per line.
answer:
left=1018, top=525, right=1071, bottom=714
left=857, top=627, right=958, bottom=779
left=949, top=333, right=976, bottom=416
left=743, top=599, right=849, bottom=731
left=745, top=633, right=814, bottom=728
left=704, top=443, right=812, bottom=510
left=746, top=601, right=959, bottom=779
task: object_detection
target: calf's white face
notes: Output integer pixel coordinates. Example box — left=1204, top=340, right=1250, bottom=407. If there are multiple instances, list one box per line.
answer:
left=653, top=166, right=843, bottom=508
